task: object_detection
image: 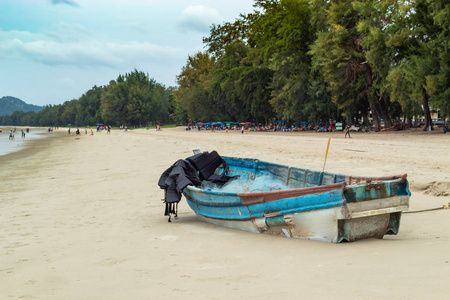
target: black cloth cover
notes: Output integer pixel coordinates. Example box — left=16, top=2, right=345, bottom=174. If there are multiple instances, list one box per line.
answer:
left=186, top=150, right=224, bottom=180
left=158, top=159, right=201, bottom=204
left=158, top=151, right=238, bottom=221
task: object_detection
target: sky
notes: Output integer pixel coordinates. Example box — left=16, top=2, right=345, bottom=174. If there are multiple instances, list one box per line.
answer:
left=0, top=0, right=255, bottom=106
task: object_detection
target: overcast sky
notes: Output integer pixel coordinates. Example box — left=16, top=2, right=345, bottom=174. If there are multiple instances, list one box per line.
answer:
left=0, top=0, right=255, bottom=106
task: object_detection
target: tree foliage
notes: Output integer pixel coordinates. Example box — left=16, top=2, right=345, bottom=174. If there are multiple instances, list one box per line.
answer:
left=175, top=0, right=449, bottom=129
left=0, top=70, right=174, bottom=127
left=3, top=0, right=448, bottom=129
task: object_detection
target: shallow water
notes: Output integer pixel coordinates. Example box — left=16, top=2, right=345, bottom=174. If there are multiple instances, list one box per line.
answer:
left=0, top=128, right=47, bottom=156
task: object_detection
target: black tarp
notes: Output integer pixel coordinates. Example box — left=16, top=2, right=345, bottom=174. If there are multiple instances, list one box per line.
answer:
left=158, top=151, right=236, bottom=221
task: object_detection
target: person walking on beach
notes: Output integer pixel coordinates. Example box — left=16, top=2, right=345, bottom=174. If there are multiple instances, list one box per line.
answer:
left=9, top=130, right=14, bottom=140
left=68, top=128, right=71, bottom=135
left=241, top=126, right=244, bottom=134
left=344, top=125, right=351, bottom=138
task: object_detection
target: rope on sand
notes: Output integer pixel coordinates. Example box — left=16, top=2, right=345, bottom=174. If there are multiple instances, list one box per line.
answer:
left=404, top=203, right=450, bottom=214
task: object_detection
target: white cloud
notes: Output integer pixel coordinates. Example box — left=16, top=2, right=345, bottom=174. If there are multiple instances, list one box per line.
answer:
left=178, top=5, right=222, bottom=33
left=50, top=0, right=79, bottom=7
left=46, top=22, right=89, bottom=43
left=0, top=0, right=256, bottom=105
left=127, top=21, right=151, bottom=34
left=0, top=29, right=185, bottom=69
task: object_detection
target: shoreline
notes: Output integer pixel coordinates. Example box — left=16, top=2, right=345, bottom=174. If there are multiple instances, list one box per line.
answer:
left=0, top=129, right=66, bottom=162
left=1, top=127, right=449, bottom=299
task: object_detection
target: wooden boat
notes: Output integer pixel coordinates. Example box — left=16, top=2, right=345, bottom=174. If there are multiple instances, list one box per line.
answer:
left=182, top=155, right=410, bottom=243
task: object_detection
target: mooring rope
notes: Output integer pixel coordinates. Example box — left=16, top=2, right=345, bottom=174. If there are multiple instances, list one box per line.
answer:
left=404, top=203, right=450, bottom=214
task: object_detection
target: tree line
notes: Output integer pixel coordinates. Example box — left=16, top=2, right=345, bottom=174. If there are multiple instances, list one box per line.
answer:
left=173, top=0, right=450, bottom=131
left=1, top=1, right=448, bottom=131
left=0, top=70, right=175, bottom=128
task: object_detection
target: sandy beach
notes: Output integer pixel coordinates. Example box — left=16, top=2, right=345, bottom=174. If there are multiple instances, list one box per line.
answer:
left=1, top=127, right=449, bottom=299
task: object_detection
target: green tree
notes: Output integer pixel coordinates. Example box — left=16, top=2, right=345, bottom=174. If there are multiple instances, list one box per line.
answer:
left=254, top=0, right=314, bottom=122
left=101, top=70, right=170, bottom=127
left=210, top=42, right=267, bottom=122
left=101, top=77, right=128, bottom=126
left=175, top=52, right=216, bottom=122
left=310, top=0, right=384, bottom=130
left=424, top=0, right=450, bottom=120
left=76, top=85, right=103, bottom=126
left=60, top=100, right=78, bottom=126
left=384, top=0, right=442, bottom=130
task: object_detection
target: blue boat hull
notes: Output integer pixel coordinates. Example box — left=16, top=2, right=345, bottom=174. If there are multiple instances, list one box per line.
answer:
left=183, top=156, right=410, bottom=243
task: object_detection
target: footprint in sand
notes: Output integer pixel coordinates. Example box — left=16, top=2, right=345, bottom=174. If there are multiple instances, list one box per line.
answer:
left=97, top=257, right=127, bottom=266
left=155, top=235, right=178, bottom=241
left=4, top=242, right=29, bottom=249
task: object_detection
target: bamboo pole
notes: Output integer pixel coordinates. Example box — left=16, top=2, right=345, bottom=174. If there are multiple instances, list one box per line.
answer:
left=319, top=137, right=331, bottom=185
left=322, top=137, right=331, bottom=173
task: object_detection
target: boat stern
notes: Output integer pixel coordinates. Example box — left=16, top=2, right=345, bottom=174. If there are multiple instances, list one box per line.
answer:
left=336, top=175, right=410, bottom=242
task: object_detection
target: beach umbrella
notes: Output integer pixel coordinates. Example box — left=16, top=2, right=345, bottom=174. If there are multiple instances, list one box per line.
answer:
left=67, top=124, right=71, bottom=126
left=206, top=122, right=211, bottom=125
left=96, top=123, right=104, bottom=126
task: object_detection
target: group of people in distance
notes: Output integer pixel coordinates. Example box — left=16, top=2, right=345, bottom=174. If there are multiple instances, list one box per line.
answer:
left=68, top=125, right=112, bottom=136
left=8, top=128, right=29, bottom=140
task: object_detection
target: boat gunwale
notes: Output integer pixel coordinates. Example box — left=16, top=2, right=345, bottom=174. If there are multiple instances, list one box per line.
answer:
left=183, top=156, right=409, bottom=202
left=184, top=175, right=408, bottom=198
left=345, top=174, right=408, bottom=185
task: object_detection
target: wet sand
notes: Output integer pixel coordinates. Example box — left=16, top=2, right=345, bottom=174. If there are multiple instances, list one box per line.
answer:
left=0, top=127, right=48, bottom=156
left=1, top=127, right=449, bottom=299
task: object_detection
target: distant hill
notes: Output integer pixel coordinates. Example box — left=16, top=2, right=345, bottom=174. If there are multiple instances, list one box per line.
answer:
left=0, top=96, right=45, bottom=116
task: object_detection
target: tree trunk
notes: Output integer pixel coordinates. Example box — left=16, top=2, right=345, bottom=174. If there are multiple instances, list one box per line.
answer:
left=369, top=98, right=381, bottom=131
left=364, top=64, right=381, bottom=131
left=421, top=87, right=433, bottom=131
left=378, top=96, right=392, bottom=128
left=404, top=116, right=412, bottom=129
left=362, top=113, right=371, bottom=127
